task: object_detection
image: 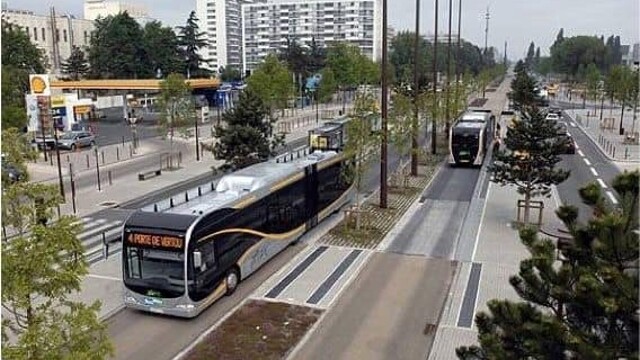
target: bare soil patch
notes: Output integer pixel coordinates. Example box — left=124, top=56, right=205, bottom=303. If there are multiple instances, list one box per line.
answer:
left=184, top=300, right=323, bottom=360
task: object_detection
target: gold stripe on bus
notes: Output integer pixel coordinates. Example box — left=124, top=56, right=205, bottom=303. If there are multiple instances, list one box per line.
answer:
left=235, top=226, right=305, bottom=266
left=270, top=173, right=304, bottom=192
left=318, top=183, right=355, bottom=220
left=198, top=281, right=227, bottom=311
left=232, top=196, right=257, bottom=209
left=197, top=224, right=306, bottom=243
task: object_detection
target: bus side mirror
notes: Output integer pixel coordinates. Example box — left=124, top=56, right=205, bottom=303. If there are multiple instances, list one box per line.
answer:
left=193, top=251, right=203, bottom=269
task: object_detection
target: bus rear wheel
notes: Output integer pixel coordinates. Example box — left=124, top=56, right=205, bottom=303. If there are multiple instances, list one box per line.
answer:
left=225, top=268, right=240, bottom=295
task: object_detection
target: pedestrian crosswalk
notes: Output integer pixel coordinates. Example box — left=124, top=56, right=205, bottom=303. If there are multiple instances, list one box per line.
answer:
left=73, top=216, right=123, bottom=256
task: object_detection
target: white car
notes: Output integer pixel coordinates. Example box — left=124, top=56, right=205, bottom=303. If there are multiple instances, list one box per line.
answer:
left=545, top=113, right=561, bottom=121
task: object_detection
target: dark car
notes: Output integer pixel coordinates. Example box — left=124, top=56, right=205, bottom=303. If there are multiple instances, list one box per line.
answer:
left=556, top=123, right=576, bottom=154
left=2, top=161, right=23, bottom=183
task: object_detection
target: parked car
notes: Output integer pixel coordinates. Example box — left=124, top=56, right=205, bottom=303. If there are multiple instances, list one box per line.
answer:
left=31, top=135, right=57, bottom=150
left=545, top=113, right=561, bottom=122
left=2, top=161, right=23, bottom=183
left=57, top=131, right=96, bottom=151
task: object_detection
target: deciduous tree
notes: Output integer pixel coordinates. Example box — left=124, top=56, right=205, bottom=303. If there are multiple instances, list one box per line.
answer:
left=157, top=73, right=194, bottom=164
left=246, top=54, right=293, bottom=118
left=1, top=21, right=45, bottom=130
left=1, top=131, right=113, bottom=359
left=343, top=91, right=380, bottom=230
left=143, top=21, right=183, bottom=77
left=317, top=66, right=338, bottom=104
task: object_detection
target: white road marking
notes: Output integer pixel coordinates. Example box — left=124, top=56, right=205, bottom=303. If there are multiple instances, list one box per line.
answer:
left=606, top=191, right=619, bottom=205
left=471, top=182, right=492, bottom=261
left=78, top=220, right=122, bottom=240
left=597, top=178, right=608, bottom=189
left=590, top=167, right=599, bottom=176
left=577, top=150, right=585, bottom=157
left=86, top=274, right=120, bottom=281
left=570, top=122, right=577, bottom=127
left=551, top=185, right=563, bottom=208
left=575, top=144, right=580, bottom=150
left=583, top=158, right=591, bottom=166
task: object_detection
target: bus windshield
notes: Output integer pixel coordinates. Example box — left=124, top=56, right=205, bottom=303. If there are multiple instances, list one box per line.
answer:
left=124, top=247, right=185, bottom=297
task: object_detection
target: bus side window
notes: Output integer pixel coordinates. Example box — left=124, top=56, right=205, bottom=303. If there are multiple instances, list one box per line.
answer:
left=196, top=241, right=216, bottom=273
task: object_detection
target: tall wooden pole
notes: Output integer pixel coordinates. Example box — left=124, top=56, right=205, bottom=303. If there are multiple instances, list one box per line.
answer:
left=456, top=0, right=462, bottom=84
left=445, top=0, right=453, bottom=133
left=431, top=0, right=439, bottom=155
left=411, top=0, right=421, bottom=176
left=379, top=0, right=389, bottom=208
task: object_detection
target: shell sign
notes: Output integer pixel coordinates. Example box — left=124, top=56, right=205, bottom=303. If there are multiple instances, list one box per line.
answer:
left=29, top=74, right=50, bottom=96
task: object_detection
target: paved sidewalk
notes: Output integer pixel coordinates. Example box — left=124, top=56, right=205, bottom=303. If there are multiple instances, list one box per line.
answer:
left=552, top=87, right=640, bottom=163
left=428, top=183, right=565, bottom=359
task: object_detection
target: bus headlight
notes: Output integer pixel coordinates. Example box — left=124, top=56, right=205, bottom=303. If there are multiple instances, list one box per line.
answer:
left=125, top=296, right=138, bottom=304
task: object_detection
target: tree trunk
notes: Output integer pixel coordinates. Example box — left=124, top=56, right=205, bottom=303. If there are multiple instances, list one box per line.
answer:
left=523, top=192, right=531, bottom=225
left=620, top=104, right=625, bottom=135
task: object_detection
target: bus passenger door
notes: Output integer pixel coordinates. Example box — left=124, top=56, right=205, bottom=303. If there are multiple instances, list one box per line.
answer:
left=305, top=164, right=319, bottom=230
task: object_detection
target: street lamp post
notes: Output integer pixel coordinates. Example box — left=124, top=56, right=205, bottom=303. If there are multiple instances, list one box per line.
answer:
left=410, top=0, right=420, bottom=176
left=631, top=61, right=639, bottom=135
left=380, top=0, right=389, bottom=209
left=195, top=107, right=200, bottom=162
left=51, top=121, right=65, bottom=201
left=431, top=0, right=439, bottom=155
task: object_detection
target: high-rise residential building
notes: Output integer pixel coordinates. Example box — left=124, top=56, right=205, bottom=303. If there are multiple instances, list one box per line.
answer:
left=84, top=0, right=152, bottom=23
left=2, top=6, right=94, bottom=74
left=196, top=0, right=262, bottom=74
left=241, top=0, right=382, bottom=73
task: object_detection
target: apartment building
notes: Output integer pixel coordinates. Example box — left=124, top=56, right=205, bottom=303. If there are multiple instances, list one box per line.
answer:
left=2, top=6, right=94, bottom=74
left=241, top=0, right=382, bottom=73
left=196, top=0, right=264, bottom=74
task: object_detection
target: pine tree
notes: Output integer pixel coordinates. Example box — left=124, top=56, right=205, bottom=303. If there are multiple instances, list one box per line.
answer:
left=177, top=11, right=208, bottom=78
left=490, top=73, right=570, bottom=224
left=212, top=90, right=284, bottom=170
left=509, top=63, right=542, bottom=112
left=457, top=171, right=639, bottom=359
left=525, top=41, right=536, bottom=67
left=61, top=46, right=89, bottom=80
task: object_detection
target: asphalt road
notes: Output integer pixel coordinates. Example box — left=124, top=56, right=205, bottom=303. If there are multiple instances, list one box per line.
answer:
left=104, top=130, right=420, bottom=359
left=554, top=107, right=622, bottom=224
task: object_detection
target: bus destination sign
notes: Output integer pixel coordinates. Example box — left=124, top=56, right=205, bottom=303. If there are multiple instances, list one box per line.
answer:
left=126, top=233, right=183, bottom=250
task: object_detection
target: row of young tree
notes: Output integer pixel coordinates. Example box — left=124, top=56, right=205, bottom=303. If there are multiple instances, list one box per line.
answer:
left=456, top=61, right=639, bottom=359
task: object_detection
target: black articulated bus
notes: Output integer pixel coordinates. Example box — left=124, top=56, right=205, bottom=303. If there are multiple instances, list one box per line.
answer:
left=449, top=110, right=494, bottom=166
left=122, top=150, right=354, bottom=317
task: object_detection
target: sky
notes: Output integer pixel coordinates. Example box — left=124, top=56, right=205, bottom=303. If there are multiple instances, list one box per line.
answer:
left=5, top=0, right=639, bottom=60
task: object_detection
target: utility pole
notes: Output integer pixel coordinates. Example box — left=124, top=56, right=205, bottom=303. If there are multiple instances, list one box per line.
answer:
left=410, top=0, right=421, bottom=176
left=380, top=0, right=388, bottom=209
left=484, top=6, right=490, bottom=61
left=445, top=0, right=453, bottom=134
left=455, top=0, right=462, bottom=84
left=504, top=41, right=508, bottom=65
left=431, top=0, right=439, bottom=155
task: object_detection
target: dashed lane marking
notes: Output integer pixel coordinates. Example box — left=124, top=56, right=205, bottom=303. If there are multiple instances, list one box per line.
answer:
left=590, top=167, right=599, bottom=177
left=597, top=178, right=608, bottom=189
left=570, top=122, right=577, bottom=127
left=583, top=158, right=591, bottom=166
left=606, top=191, right=619, bottom=205
left=577, top=150, right=585, bottom=157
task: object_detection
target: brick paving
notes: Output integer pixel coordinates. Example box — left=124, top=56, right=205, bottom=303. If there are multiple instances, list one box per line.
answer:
left=320, top=159, right=444, bottom=250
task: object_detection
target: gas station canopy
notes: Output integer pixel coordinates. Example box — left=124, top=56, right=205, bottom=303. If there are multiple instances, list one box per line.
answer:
left=50, top=78, right=221, bottom=90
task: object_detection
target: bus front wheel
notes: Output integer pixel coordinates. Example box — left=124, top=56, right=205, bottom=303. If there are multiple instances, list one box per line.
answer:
left=225, top=268, right=240, bottom=295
